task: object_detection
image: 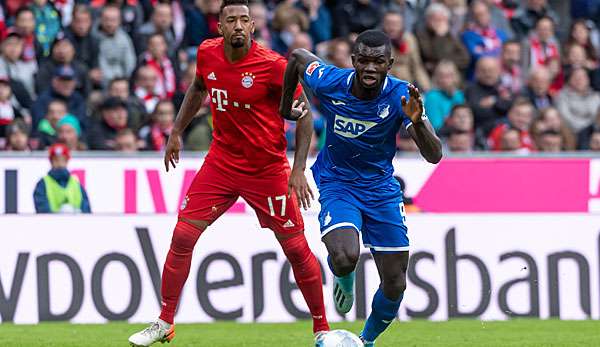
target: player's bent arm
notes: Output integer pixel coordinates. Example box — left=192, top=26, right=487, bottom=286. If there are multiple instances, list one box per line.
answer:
left=172, top=75, right=208, bottom=134
left=407, top=119, right=443, bottom=164
left=280, top=48, right=320, bottom=120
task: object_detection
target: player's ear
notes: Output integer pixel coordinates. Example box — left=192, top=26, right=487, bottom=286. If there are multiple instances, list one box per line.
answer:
left=388, top=57, right=394, bottom=71
left=351, top=54, right=356, bottom=67
left=251, top=20, right=255, bottom=34
left=217, top=22, right=224, bottom=36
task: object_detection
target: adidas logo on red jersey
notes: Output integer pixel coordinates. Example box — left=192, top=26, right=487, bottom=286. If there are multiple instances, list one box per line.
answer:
left=207, top=72, right=217, bottom=80
left=283, top=220, right=295, bottom=228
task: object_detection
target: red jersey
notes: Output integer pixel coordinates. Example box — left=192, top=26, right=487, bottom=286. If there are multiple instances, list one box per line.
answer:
left=196, top=38, right=299, bottom=175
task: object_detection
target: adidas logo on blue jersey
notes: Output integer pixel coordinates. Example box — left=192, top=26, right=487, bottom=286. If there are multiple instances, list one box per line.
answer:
left=333, top=114, right=377, bottom=138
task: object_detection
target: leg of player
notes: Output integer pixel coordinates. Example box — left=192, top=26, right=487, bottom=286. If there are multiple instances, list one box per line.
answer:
left=322, top=228, right=361, bottom=314
left=128, top=218, right=208, bottom=347
left=359, top=251, right=409, bottom=346
left=276, top=231, right=331, bottom=335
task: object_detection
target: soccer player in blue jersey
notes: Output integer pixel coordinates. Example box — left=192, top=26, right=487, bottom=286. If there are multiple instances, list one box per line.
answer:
left=279, top=30, right=442, bottom=346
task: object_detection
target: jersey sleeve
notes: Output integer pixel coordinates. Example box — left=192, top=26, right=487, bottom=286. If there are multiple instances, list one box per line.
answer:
left=195, top=44, right=205, bottom=80
left=302, top=61, right=340, bottom=96
left=271, top=57, right=303, bottom=99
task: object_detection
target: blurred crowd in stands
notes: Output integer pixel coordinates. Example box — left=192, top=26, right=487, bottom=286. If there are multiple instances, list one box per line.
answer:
left=0, top=0, right=600, bottom=154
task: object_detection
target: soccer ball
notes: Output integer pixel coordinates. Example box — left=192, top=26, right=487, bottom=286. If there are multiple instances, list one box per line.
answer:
left=315, top=330, right=364, bottom=347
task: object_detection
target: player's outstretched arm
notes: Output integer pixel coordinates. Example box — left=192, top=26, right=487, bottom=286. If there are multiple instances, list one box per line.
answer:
left=279, top=48, right=320, bottom=120
left=402, top=84, right=443, bottom=164
left=289, top=91, right=315, bottom=210
left=164, top=75, right=208, bottom=172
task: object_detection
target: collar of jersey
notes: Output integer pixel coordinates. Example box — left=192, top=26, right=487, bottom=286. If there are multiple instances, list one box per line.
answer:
left=345, top=71, right=389, bottom=100
left=221, top=39, right=257, bottom=65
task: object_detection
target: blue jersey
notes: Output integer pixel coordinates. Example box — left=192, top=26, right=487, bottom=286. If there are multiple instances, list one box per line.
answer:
left=303, top=61, right=413, bottom=190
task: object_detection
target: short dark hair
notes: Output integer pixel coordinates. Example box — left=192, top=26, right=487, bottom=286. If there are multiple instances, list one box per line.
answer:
left=220, top=0, right=249, bottom=15
left=353, top=30, right=391, bottom=56
left=109, top=77, right=129, bottom=87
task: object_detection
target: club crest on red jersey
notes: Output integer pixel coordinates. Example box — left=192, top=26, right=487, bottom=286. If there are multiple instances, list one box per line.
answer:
left=241, top=72, right=255, bottom=88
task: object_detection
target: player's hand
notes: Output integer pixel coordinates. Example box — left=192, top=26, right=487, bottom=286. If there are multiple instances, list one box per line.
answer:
left=288, top=167, right=314, bottom=210
left=164, top=133, right=182, bottom=172
left=401, top=84, right=425, bottom=124
left=290, top=99, right=308, bottom=121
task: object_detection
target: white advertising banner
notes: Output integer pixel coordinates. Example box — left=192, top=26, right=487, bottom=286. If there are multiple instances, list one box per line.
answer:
left=0, top=214, right=598, bottom=324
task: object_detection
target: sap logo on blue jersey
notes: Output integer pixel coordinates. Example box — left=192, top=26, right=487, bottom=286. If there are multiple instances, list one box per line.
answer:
left=333, top=114, right=377, bottom=138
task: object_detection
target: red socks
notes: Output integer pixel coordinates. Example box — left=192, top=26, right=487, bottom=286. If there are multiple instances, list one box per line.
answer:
left=159, top=220, right=204, bottom=324
left=278, top=233, right=330, bottom=333
left=159, top=221, right=329, bottom=333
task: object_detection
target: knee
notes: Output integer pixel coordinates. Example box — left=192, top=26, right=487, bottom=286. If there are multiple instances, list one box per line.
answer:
left=170, top=220, right=204, bottom=251
left=382, top=274, right=406, bottom=300
left=330, top=250, right=359, bottom=276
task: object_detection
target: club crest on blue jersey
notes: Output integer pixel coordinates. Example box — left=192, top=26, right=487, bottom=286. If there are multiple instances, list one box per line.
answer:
left=333, top=114, right=377, bottom=138
left=378, top=104, right=390, bottom=119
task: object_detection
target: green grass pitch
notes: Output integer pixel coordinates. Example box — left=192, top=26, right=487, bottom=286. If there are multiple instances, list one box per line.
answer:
left=1, top=320, right=599, bottom=346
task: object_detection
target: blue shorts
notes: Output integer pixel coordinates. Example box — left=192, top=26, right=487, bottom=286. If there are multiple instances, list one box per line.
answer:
left=317, top=182, right=409, bottom=253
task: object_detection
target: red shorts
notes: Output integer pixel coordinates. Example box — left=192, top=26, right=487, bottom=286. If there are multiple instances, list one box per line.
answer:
left=178, top=161, right=304, bottom=234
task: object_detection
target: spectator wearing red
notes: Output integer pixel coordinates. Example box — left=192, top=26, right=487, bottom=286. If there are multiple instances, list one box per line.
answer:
left=139, top=100, right=174, bottom=151
left=33, top=143, right=91, bottom=213
left=522, top=16, right=561, bottom=82
left=462, top=0, right=508, bottom=78
left=0, top=76, right=24, bottom=137
left=499, top=40, right=523, bottom=96
left=383, top=10, right=430, bottom=91
left=134, top=65, right=160, bottom=114
left=13, top=6, right=38, bottom=62
left=488, top=98, right=535, bottom=151
left=138, top=33, right=178, bottom=100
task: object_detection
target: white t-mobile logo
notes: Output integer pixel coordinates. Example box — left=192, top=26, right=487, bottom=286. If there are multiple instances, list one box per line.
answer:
left=211, top=88, right=228, bottom=111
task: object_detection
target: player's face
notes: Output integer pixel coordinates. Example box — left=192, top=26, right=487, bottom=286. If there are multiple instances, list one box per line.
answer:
left=351, top=43, right=392, bottom=90
left=219, top=5, right=255, bottom=49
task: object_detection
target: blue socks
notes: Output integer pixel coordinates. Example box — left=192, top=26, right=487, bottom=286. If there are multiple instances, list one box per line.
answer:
left=327, top=255, right=355, bottom=292
left=360, top=288, right=403, bottom=343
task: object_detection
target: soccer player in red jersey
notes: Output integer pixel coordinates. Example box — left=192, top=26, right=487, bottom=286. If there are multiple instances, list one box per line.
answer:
left=128, top=1, right=329, bottom=346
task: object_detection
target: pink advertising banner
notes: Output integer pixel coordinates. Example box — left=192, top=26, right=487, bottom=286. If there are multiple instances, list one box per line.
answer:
left=0, top=156, right=598, bottom=214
